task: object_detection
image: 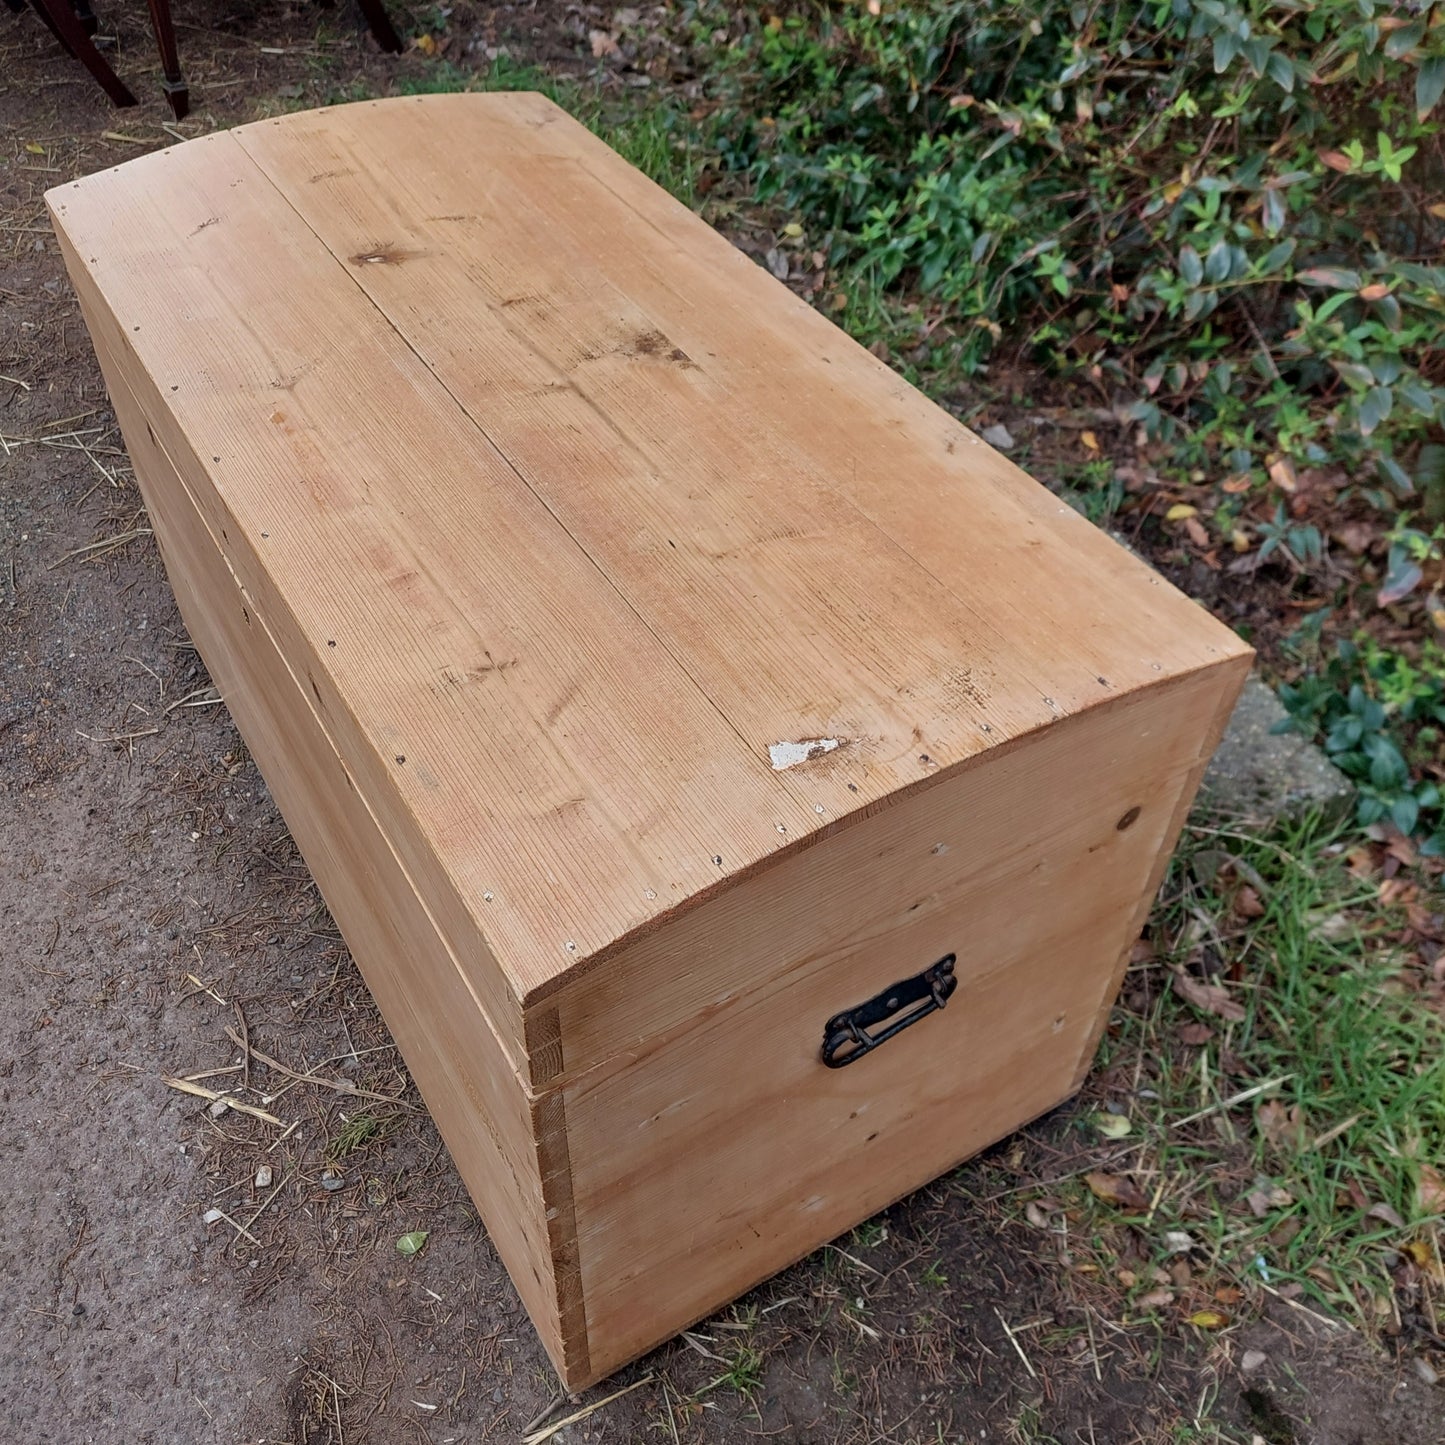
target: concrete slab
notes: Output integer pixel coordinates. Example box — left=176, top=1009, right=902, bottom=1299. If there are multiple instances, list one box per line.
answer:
left=1202, top=673, right=1354, bottom=821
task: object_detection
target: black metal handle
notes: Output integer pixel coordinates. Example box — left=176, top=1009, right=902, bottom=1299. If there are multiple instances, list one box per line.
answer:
left=820, top=954, right=957, bottom=1067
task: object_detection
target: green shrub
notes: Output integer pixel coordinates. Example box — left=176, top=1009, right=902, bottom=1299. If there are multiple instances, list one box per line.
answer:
left=700, top=0, right=1445, bottom=500
left=1279, top=631, right=1445, bottom=843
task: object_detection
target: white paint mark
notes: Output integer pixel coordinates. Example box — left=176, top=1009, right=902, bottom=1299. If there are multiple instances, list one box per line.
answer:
left=769, top=736, right=843, bottom=770
left=932, top=842, right=950, bottom=856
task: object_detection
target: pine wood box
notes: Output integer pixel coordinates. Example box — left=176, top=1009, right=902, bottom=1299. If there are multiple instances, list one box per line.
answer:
left=48, top=94, right=1251, bottom=1388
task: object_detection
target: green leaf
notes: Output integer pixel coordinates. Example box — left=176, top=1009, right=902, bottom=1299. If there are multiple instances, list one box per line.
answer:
left=1259, top=239, right=1296, bottom=274
left=1180, top=244, right=1204, bottom=286
left=1378, top=549, right=1422, bottom=606
left=1298, top=266, right=1362, bottom=290
left=1366, top=735, right=1409, bottom=789
left=1377, top=454, right=1415, bottom=496
left=1205, top=238, right=1231, bottom=282
left=396, top=1230, right=429, bottom=1257
left=1262, top=188, right=1286, bottom=236
left=1332, top=360, right=1375, bottom=390
left=1418, top=56, right=1445, bottom=118
left=1266, top=51, right=1294, bottom=91
left=1398, top=381, right=1436, bottom=415
left=1358, top=385, right=1393, bottom=435
left=1417, top=443, right=1445, bottom=493
left=1385, top=19, right=1426, bottom=59
left=1213, top=31, right=1239, bottom=73
left=1391, top=793, right=1421, bottom=836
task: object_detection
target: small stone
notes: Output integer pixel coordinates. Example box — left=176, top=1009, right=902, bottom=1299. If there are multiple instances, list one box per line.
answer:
left=1414, top=1356, right=1439, bottom=1387
left=1241, top=1350, right=1268, bottom=1374
left=72, top=1302, right=85, bottom=1317
left=202, top=1208, right=225, bottom=1225
left=254, top=1165, right=273, bottom=1190
left=980, top=423, right=1016, bottom=451
left=320, top=1169, right=345, bottom=1192
left=491, top=1387, right=505, bottom=1403
left=208, top=1099, right=229, bottom=1117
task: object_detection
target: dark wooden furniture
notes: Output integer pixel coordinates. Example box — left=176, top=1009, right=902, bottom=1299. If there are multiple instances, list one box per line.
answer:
left=12, top=0, right=402, bottom=117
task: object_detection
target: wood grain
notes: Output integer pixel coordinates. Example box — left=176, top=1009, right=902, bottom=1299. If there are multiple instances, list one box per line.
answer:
left=62, top=276, right=571, bottom=1367
left=560, top=659, right=1249, bottom=1377
left=48, top=94, right=1252, bottom=1389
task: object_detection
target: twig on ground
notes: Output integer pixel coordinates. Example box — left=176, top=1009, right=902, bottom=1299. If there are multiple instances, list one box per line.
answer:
left=994, top=1307, right=1039, bottom=1380
left=46, top=527, right=151, bottom=569
left=521, top=1376, right=654, bottom=1445
left=162, top=1076, right=285, bottom=1127
left=222, top=1025, right=415, bottom=1109
left=1172, top=1074, right=1294, bottom=1130
left=202, top=1206, right=259, bottom=1245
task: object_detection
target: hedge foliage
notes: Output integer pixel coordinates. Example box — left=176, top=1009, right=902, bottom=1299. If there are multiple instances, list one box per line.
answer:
left=704, top=0, right=1445, bottom=506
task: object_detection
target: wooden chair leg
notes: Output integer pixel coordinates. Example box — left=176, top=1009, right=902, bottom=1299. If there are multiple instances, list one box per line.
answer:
left=354, top=0, right=401, bottom=53
left=30, top=0, right=137, bottom=106
left=145, top=0, right=188, bottom=118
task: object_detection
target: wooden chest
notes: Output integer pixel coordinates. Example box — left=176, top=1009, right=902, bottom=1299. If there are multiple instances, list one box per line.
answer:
left=49, top=94, right=1251, bottom=1388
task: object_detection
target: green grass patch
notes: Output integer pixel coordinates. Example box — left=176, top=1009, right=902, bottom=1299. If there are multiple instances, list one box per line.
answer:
left=388, top=55, right=701, bottom=206
left=327, top=1110, right=392, bottom=1160
left=1069, top=813, right=1444, bottom=1332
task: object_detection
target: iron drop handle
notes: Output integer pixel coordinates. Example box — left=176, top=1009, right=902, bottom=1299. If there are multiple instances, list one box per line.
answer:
left=820, top=954, right=957, bottom=1067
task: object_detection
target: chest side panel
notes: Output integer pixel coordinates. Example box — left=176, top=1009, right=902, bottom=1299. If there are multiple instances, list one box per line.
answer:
left=64, top=275, right=569, bottom=1371
left=556, top=656, right=1247, bottom=1379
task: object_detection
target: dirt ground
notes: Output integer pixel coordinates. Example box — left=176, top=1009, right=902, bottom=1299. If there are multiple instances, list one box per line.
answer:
left=1, top=5, right=1442, bottom=1443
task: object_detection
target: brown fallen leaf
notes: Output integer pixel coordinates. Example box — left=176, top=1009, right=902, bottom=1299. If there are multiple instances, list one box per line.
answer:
left=1136, top=1287, right=1175, bottom=1310
left=1402, top=1239, right=1444, bottom=1282
left=1269, top=1216, right=1301, bottom=1247
left=1334, top=520, right=1375, bottom=555
left=1172, top=970, right=1247, bottom=1022
left=1258, top=1100, right=1309, bottom=1151
left=1267, top=454, right=1298, bottom=492
left=588, top=28, right=620, bottom=58
left=1368, top=1201, right=1406, bottom=1230
left=1085, top=1171, right=1149, bottom=1212
left=1177, top=1021, right=1215, bottom=1046
left=1246, top=1183, right=1295, bottom=1217
left=1419, top=1164, right=1445, bottom=1216
left=1234, top=884, right=1266, bottom=919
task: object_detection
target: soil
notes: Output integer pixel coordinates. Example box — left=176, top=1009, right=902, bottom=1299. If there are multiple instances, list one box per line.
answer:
left=2, top=5, right=1442, bottom=1443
